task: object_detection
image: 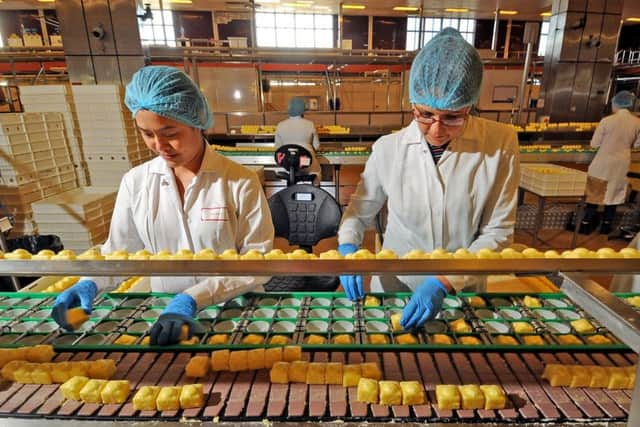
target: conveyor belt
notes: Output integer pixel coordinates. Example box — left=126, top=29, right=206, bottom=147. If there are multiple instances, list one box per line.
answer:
left=0, top=350, right=634, bottom=423
left=0, top=292, right=634, bottom=352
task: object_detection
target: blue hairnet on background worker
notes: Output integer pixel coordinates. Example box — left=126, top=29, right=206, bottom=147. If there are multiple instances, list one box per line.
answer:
left=338, top=28, right=520, bottom=329
left=580, top=90, right=640, bottom=235
left=51, top=65, right=274, bottom=345
left=274, top=97, right=321, bottom=183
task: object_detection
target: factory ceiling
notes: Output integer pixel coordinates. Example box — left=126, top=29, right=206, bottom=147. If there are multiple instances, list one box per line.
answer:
left=1, top=0, right=640, bottom=21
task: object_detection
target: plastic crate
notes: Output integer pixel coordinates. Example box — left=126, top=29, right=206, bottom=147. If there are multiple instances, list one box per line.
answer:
left=520, top=163, right=587, bottom=197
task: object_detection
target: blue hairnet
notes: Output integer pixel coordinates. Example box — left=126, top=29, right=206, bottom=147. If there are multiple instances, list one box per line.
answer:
left=409, top=27, right=483, bottom=110
left=125, top=65, right=214, bottom=130
left=612, top=91, right=635, bottom=109
left=288, top=98, right=305, bottom=116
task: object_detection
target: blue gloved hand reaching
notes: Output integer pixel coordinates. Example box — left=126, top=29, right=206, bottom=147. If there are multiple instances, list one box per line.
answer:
left=400, top=276, right=448, bottom=329
left=150, top=293, right=200, bottom=346
left=51, top=279, right=98, bottom=331
left=338, top=243, right=364, bottom=300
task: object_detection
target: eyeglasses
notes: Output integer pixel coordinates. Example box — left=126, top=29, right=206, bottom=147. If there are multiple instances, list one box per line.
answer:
left=413, top=108, right=467, bottom=127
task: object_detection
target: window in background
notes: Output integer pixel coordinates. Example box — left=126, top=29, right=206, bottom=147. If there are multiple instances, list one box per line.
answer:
left=139, top=9, right=176, bottom=46
left=538, top=21, right=550, bottom=56
left=406, top=16, right=475, bottom=50
left=256, top=12, right=334, bottom=48
left=342, top=15, right=368, bottom=49
left=372, top=17, right=407, bottom=50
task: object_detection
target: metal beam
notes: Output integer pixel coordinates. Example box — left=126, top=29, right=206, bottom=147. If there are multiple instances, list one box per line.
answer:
left=560, top=272, right=640, bottom=353
left=0, top=259, right=639, bottom=277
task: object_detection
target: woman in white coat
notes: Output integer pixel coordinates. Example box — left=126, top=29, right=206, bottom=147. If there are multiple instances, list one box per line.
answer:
left=274, top=97, right=321, bottom=183
left=581, top=91, right=640, bottom=234
left=338, top=28, right=520, bottom=329
left=51, top=66, right=275, bottom=345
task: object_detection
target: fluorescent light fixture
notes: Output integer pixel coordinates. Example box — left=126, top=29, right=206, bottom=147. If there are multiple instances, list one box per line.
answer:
left=342, top=4, right=365, bottom=9
left=296, top=0, right=314, bottom=3
left=167, top=0, right=192, bottom=3
left=540, top=11, right=552, bottom=17
left=283, top=2, right=311, bottom=7
left=37, top=0, right=55, bottom=3
left=393, top=6, right=419, bottom=12
left=626, top=17, right=640, bottom=22
left=445, top=8, right=469, bottom=13
left=499, top=10, right=518, bottom=15
left=258, top=0, right=280, bottom=3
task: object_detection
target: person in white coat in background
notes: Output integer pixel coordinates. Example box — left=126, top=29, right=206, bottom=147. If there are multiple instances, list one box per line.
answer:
left=337, top=28, right=520, bottom=329
left=51, top=66, right=275, bottom=345
left=610, top=232, right=640, bottom=292
left=580, top=91, right=640, bottom=235
left=275, top=97, right=321, bottom=183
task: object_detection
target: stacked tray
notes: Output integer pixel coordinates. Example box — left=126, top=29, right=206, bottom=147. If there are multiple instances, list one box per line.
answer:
left=0, top=292, right=632, bottom=351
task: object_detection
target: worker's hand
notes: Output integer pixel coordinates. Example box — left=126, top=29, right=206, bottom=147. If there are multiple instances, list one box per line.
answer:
left=338, top=243, right=364, bottom=300
left=150, top=293, right=198, bottom=346
left=400, top=277, right=447, bottom=329
left=51, top=279, right=98, bottom=331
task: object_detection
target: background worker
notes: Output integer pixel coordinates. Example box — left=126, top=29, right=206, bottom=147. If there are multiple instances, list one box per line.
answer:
left=275, top=97, right=321, bottom=183
left=580, top=91, right=640, bottom=235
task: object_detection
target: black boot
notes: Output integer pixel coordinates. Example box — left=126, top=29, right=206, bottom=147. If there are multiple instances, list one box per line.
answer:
left=578, top=203, right=599, bottom=234
left=600, top=205, right=617, bottom=235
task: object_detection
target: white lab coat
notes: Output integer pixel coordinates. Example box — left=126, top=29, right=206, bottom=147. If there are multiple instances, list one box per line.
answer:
left=274, top=116, right=321, bottom=178
left=89, top=145, right=274, bottom=307
left=338, top=116, right=520, bottom=292
left=588, top=109, right=640, bottom=205
left=610, top=232, right=640, bottom=292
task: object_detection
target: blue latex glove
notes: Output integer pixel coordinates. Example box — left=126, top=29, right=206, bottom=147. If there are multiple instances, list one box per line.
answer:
left=150, top=293, right=199, bottom=346
left=51, top=279, right=98, bottom=331
left=400, top=277, right=448, bottom=329
left=338, top=243, right=364, bottom=301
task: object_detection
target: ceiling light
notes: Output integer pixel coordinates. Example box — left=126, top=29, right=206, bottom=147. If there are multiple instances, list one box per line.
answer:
left=342, top=4, right=365, bottom=9
left=393, top=6, right=419, bottom=12
left=445, top=8, right=469, bottom=13
left=258, top=0, right=280, bottom=3
left=296, top=0, right=313, bottom=3
left=540, top=11, right=551, bottom=17
left=283, top=2, right=311, bottom=7
left=499, top=10, right=518, bottom=15
left=168, top=0, right=192, bottom=3
left=626, top=17, right=640, bottom=22
left=37, top=0, right=55, bottom=3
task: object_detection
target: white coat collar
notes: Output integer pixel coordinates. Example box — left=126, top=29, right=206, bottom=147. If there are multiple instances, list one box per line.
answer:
left=149, top=143, right=218, bottom=176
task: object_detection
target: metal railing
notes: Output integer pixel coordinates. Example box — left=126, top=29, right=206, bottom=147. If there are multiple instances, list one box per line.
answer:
left=213, top=108, right=537, bottom=135
left=616, top=49, right=640, bottom=65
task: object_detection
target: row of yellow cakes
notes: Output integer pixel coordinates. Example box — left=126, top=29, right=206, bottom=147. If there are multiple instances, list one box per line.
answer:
left=4, top=246, right=639, bottom=260
left=61, top=377, right=204, bottom=410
